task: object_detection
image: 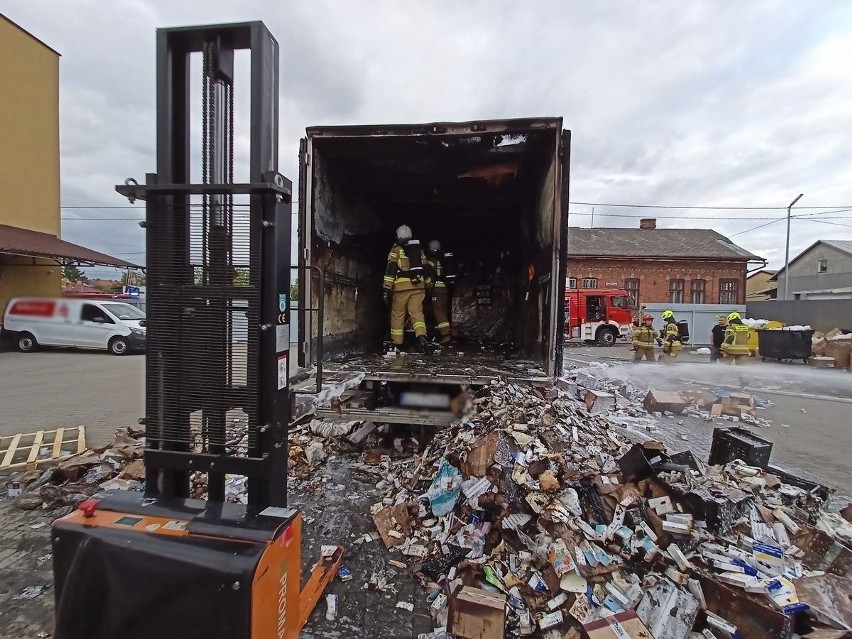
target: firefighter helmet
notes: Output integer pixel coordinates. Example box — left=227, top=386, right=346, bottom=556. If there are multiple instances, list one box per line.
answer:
left=642, top=314, right=653, bottom=322
left=428, top=239, right=441, bottom=253
left=662, top=310, right=675, bottom=320
left=395, top=225, right=412, bottom=242
left=727, top=312, right=742, bottom=321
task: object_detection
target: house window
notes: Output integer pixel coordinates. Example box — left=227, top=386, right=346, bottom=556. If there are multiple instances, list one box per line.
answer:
left=581, top=278, right=597, bottom=288
left=624, top=278, right=640, bottom=306
left=690, top=279, right=706, bottom=304
left=567, top=277, right=577, bottom=289
left=668, top=279, right=684, bottom=304
left=818, top=259, right=828, bottom=273
left=719, top=279, right=739, bottom=305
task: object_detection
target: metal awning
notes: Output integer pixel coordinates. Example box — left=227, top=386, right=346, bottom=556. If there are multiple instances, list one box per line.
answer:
left=0, top=224, right=141, bottom=268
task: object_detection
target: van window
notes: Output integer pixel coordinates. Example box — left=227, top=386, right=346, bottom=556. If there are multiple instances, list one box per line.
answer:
left=101, top=302, right=146, bottom=320
left=610, top=295, right=629, bottom=310
left=82, top=304, right=114, bottom=324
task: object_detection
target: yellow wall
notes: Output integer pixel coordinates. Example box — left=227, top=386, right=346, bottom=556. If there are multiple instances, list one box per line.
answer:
left=746, top=270, right=776, bottom=300
left=0, top=16, right=62, bottom=325
left=0, top=16, right=60, bottom=235
left=0, top=257, right=62, bottom=316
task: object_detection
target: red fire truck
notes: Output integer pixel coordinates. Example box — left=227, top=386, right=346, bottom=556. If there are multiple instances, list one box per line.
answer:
left=564, top=288, right=635, bottom=346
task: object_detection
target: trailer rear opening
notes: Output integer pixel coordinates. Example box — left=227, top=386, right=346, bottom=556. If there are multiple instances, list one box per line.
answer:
left=298, top=119, right=568, bottom=378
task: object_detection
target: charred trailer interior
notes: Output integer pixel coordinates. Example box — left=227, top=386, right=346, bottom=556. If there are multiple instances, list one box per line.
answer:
left=297, top=119, right=570, bottom=396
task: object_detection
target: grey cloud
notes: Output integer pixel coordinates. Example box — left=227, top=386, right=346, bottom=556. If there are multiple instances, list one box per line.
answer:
left=3, top=0, right=851, bottom=275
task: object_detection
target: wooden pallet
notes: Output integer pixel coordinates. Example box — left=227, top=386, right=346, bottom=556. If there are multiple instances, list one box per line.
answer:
left=0, top=426, right=87, bottom=471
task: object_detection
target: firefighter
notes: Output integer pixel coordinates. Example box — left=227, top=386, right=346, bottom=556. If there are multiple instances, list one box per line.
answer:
left=658, top=310, right=682, bottom=362
left=632, top=314, right=657, bottom=362
left=424, top=239, right=452, bottom=345
left=721, top=312, right=751, bottom=364
left=383, top=225, right=431, bottom=352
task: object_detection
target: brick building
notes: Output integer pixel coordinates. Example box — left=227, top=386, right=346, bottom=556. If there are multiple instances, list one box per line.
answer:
left=566, top=219, right=763, bottom=307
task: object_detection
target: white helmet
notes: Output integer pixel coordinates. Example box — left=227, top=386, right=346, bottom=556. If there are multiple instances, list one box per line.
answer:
left=396, top=225, right=412, bottom=242
left=428, top=240, right=441, bottom=253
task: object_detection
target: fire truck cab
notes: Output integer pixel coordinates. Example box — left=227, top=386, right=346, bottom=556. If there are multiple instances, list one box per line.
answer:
left=564, top=287, right=634, bottom=346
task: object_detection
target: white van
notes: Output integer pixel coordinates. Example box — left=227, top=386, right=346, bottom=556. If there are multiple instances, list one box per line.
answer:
left=2, top=298, right=146, bottom=355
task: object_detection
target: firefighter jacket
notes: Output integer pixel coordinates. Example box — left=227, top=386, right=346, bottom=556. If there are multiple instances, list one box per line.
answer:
left=662, top=320, right=681, bottom=344
left=632, top=325, right=656, bottom=349
left=722, top=322, right=751, bottom=355
left=423, top=255, right=446, bottom=290
left=383, top=243, right=425, bottom=292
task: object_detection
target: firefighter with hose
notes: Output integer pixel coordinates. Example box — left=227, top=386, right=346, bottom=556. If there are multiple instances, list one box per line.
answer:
left=658, top=310, right=682, bottom=362
left=632, top=313, right=657, bottom=362
left=721, top=311, right=751, bottom=364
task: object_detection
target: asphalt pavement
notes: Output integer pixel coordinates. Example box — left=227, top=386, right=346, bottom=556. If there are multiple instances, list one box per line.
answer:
left=565, top=343, right=852, bottom=508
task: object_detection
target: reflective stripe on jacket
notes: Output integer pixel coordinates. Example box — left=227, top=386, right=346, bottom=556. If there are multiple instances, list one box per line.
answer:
left=663, top=320, right=681, bottom=343
left=722, top=323, right=751, bottom=355
left=384, top=244, right=425, bottom=292
left=424, top=256, right=446, bottom=289
left=633, top=325, right=656, bottom=349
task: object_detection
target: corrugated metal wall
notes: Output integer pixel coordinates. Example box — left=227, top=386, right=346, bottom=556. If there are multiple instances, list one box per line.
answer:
left=746, top=300, right=852, bottom=333
left=642, top=303, right=746, bottom=346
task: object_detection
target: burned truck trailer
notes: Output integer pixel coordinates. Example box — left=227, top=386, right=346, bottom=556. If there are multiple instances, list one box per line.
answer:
left=296, top=119, right=570, bottom=424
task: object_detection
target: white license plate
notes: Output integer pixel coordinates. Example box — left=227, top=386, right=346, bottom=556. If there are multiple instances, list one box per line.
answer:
left=399, top=391, right=450, bottom=409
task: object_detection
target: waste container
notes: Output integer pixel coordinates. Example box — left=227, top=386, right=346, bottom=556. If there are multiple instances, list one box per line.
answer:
left=748, top=320, right=784, bottom=354
left=757, top=328, right=814, bottom=363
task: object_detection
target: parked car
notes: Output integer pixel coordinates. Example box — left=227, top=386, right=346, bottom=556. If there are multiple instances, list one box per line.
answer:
left=2, top=297, right=146, bottom=355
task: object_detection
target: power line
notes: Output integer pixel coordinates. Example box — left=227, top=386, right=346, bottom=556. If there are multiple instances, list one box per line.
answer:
left=569, top=201, right=852, bottom=210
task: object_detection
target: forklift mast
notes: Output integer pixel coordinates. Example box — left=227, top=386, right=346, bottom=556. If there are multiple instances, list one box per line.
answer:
left=52, top=22, right=342, bottom=639
left=126, top=21, right=291, bottom=508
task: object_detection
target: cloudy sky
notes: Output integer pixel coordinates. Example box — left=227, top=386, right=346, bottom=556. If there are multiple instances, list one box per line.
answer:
left=5, top=1, right=852, bottom=278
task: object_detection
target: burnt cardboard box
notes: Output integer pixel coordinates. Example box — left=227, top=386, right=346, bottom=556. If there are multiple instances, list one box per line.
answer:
left=448, top=586, right=507, bottom=639
left=643, top=390, right=687, bottom=414
left=582, top=610, right=654, bottom=639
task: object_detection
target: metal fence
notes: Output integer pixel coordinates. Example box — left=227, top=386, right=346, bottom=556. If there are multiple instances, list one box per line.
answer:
left=746, top=300, right=852, bottom=333
left=641, top=303, right=746, bottom=346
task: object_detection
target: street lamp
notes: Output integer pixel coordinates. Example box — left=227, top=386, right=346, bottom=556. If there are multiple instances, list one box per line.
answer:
left=783, top=193, right=803, bottom=300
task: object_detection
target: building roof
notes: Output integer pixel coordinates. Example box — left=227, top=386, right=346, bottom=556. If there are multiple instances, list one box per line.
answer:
left=0, top=224, right=140, bottom=268
left=772, top=239, right=852, bottom=279
left=0, top=14, right=61, bottom=56
left=747, top=268, right=777, bottom=280
left=567, top=227, right=762, bottom=261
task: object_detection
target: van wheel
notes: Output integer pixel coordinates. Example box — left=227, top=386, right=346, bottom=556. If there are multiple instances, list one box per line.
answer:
left=17, top=332, right=38, bottom=353
left=596, top=327, right=617, bottom=347
left=109, top=337, right=129, bottom=356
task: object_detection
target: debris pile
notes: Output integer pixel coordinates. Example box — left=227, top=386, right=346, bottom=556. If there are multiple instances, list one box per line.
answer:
left=9, top=428, right=145, bottom=511
left=368, top=382, right=849, bottom=638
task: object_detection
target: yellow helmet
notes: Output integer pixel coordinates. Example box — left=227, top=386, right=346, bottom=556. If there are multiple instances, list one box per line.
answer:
left=662, top=310, right=675, bottom=320
left=727, top=312, right=741, bottom=321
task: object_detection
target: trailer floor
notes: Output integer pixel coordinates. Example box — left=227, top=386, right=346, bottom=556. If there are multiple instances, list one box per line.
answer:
left=323, top=348, right=547, bottom=382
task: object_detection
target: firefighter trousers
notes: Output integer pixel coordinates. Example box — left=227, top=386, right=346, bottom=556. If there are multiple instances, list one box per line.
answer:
left=430, top=288, right=451, bottom=343
left=633, top=347, right=656, bottom=362
left=390, top=288, right=427, bottom=345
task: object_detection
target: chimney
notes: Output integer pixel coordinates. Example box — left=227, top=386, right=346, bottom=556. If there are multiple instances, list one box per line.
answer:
left=639, top=218, right=657, bottom=230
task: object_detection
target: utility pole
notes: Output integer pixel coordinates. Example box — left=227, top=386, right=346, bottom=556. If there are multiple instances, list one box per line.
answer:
left=783, top=193, right=803, bottom=300
left=590, top=206, right=595, bottom=229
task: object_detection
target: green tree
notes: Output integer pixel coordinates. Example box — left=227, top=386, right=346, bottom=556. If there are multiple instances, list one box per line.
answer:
left=62, top=264, right=88, bottom=283
left=290, top=281, right=299, bottom=301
